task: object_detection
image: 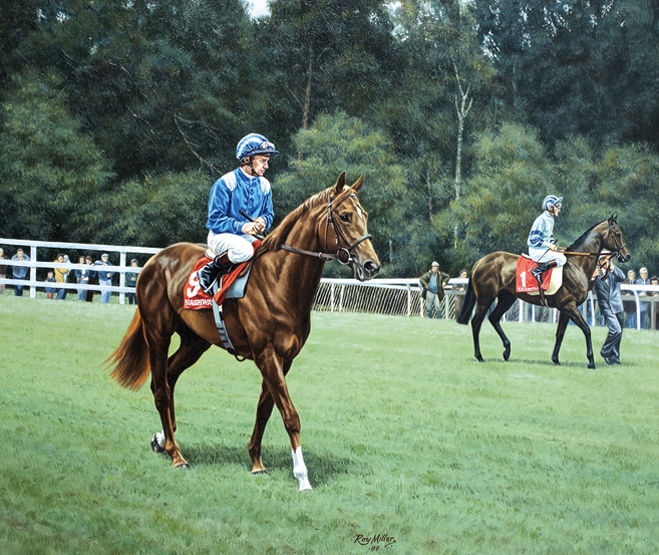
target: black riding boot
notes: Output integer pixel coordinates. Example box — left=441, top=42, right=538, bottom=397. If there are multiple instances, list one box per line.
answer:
left=531, top=261, right=557, bottom=306
left=197, top=254, right=235, bottom=295
left=531, top=262, right=550, bottom=289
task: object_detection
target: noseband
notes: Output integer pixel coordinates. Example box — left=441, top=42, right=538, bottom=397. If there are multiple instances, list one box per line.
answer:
left=281, top=194, right=372, bottom=264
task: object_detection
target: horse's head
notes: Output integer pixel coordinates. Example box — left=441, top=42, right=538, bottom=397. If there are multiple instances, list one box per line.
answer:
left=604, top=214, right=631, bottom=263
left=324, top=172, right=380, bottom=281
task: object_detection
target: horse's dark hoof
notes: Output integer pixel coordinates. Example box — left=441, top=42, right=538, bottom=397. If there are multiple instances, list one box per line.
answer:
left=174, top=462, right=190, bottom=469
left=151, top=433, right=166, bottom=453
left=503, top=352, right=510, bottom=361
left=475, top=355, right=485, bottom=363
left=251, top=470, right=268, bottom=475
left=588, top=362, right=596, bottom=370
left=552, top=359, right=560, bottom=366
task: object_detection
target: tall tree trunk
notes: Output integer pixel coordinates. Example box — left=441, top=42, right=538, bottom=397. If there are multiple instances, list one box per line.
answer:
left=453, top=63, right=473, bottom=247
left=453, top=64, right=473, bottom=201
left=302, top=51, right=313, bottom=131
left=427, top=168, right=433, bottom=225
left=297, top=51, right=313, bottom=161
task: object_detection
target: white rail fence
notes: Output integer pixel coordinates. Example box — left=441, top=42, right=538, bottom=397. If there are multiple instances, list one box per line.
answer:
left=0, top=238, right=159, bottom=304
left=1, top=239, right=657, bottom=330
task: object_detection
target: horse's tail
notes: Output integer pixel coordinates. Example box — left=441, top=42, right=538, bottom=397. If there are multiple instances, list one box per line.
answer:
left=104, top=308, right=151, bottom=390
left=456, top=278, right=476, bottom=325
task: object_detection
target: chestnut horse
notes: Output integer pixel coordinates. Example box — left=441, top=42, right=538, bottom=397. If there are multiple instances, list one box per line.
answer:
left=457, top=215, right=630, bottom=369
left=105, top=173, right=379, bottom=490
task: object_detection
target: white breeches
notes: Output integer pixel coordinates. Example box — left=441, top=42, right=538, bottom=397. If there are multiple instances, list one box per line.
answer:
left=529, top=248, right=567, bottom=267
left=206, top=231, right=258, bottom=263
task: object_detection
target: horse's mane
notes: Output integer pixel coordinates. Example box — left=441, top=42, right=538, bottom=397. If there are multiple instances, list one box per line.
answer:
left=258, top=186, right=335, bottom=253
left=566, top=223, right=598, bottom=252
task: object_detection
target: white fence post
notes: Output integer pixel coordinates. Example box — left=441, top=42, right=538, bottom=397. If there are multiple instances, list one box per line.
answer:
left=29, top=245, right=37, bottom=298
left=406, top=284, right=411, bottom=317
left=119, top=251, right=127, bottom=305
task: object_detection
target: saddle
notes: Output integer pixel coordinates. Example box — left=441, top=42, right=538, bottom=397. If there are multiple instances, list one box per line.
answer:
left=183, top=242, right=261, bottom=310
left=516, top=255, right=564, bottom=296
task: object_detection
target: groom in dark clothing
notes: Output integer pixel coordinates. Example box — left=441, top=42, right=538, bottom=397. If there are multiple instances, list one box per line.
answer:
left=592, top=257, right=626, bottom=365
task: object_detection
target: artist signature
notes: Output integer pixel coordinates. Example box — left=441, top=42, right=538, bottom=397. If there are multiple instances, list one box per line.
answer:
left=354, top=533, right=396, bottom=549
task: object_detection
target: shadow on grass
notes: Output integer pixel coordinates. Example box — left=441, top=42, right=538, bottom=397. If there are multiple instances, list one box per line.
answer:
left=182, top=443, right=366, bottom=486
left=482, top=356, right=637, bottom=369
left=474, top=356, right=591, bottom=368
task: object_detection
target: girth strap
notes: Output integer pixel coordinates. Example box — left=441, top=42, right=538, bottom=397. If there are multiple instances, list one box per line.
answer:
left=211, top=280, right=245, bottom=361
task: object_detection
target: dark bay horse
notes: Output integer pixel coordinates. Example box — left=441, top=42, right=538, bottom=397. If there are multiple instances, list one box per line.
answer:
left=457, top=215, right=630, bottom=369
left=105, top=173, right=379, bottom=490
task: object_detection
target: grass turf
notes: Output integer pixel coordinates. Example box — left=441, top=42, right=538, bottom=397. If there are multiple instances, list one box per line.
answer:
left=1, top=295, right=658, bottom=554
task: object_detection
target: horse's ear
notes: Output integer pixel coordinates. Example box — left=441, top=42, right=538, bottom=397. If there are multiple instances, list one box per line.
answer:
left=334, top=172, right=346, bottom=194
left=609, top=213, right=618, bottom=224
left=351, top=174, right=364, bottom=194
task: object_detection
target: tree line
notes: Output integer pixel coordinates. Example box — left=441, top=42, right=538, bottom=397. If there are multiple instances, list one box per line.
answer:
left=1, top=0, right=658, bottom=278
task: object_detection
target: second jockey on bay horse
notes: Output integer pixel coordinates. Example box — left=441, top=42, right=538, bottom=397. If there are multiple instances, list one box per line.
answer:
left=528, top=195, right=567, bottom=305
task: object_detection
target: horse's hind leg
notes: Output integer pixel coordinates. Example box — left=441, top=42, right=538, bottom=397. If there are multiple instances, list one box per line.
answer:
left=141, top=302, right=188, bottom=468
left=165, top=324, right=211, bottom=432
left=151, top=328, right=210, bottom=455
left=248, top=361, right=292, bottom=475
left=471, top=296, right=496, bottom=362
left=488, top=291, right=517, bottom=361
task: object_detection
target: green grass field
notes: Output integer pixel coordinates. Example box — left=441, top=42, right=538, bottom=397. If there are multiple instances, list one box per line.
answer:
left=1, top=295, right=658, bottom=555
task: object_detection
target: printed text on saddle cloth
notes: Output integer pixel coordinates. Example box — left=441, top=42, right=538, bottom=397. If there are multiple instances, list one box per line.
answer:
left=516, top=257, right=552, bottom=294
left=184, top=258, right=215, bottom=309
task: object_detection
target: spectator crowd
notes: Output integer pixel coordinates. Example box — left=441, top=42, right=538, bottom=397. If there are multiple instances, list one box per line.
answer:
left=0, top=248, right=140, bottom=305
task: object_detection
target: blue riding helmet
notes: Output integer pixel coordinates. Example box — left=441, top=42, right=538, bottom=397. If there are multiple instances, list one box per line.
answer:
left=542, top=195, right=563, bottom=211
left=236, top=133, right=279, bottom=161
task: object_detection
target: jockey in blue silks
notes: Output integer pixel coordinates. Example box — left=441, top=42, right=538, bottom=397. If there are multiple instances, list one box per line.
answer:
left=528, top=195, right=567, bottom=292
left=197, top=133, right=279, bottom=294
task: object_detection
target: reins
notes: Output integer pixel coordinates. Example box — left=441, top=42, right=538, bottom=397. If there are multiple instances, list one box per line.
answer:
left=556, top=218, right=627, bottom=260
left=281, top=194, right=372, bottom=265
left=242, top=192, right=372, bottom=265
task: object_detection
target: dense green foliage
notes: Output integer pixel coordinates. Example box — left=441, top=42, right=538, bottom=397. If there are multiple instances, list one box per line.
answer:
left=1, top=0, right=658, bottom=276
left=2, top=297, right=659, bottom=554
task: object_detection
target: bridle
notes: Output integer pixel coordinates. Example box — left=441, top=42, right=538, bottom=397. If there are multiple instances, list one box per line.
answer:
left=281, top=193, right=373, bottom=265
left=591, top=220, right=627, bottom=280
left=562, top=219, right=626, bottom=260
left=605, top=219, right=627, bottom=262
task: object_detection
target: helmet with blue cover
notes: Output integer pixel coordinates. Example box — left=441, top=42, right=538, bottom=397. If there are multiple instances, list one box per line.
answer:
left=542, top=195, right=563, bottom=212
left=236, top=133, right=279, bottom=163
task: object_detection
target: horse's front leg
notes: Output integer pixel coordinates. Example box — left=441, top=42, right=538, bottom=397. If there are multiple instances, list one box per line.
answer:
left=552, top=310, right=570, bottom=365
left=255, top=349, right=311, bottom=491
left=561, top=303, right=595, bottom=369
left=248, top=361, right=293, bottom=475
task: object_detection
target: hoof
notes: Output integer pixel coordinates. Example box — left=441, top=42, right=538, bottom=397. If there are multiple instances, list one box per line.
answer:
left=588, top=362, right=596, bottom=370
left=174, top=462, right=190, bottom=469
left=476, top=357, right=485, bottom=363
left=503, top=352, right=510, bottom=361
left=151, top=432, right=166, bottom=453
left=552, top=359, right=560, bottom=366
left=251, top=469, right=268, bottom=475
